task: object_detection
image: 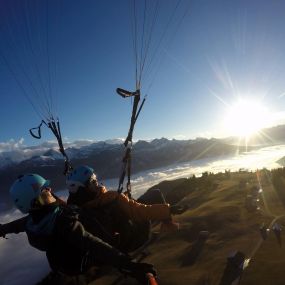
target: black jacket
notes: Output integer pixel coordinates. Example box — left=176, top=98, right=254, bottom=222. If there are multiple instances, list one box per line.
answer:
left=1, top=203, right=130, bottom=275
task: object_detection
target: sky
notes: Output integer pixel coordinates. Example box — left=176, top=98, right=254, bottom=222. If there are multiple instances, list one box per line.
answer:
left=1, top=0, right=285, bottom=148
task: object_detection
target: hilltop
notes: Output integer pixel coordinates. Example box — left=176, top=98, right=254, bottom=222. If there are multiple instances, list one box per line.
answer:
left=37, top=167, right=285, bottom=285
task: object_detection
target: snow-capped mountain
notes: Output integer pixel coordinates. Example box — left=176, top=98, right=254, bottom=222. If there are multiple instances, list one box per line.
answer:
left=1, top=125, right=285, bottom=211
left=0, top=136, right=254, bottom=210
left=4, top=123, right=285, bottom=170
left=0, top=139, right=123, bottom=169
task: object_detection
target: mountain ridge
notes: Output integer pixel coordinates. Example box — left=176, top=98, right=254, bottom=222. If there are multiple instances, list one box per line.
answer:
left=1, top=124, right=285, bottom=210
left=0, top=137, right=251, bottom=210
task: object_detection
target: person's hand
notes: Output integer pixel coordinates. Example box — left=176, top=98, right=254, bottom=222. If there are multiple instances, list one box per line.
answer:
left=120, top=261, right=157, bottom=284
left=170, top=204, right=189, bottom=215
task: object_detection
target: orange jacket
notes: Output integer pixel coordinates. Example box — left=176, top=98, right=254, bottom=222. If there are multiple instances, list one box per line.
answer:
left=83, top=186, right=171, bottom=223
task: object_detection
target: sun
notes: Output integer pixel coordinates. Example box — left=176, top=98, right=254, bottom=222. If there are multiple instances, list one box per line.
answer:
left=224, top=99, right=269, bottom=137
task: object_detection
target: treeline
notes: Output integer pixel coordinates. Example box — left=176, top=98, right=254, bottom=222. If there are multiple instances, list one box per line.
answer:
left=271, top=167, right=285, bottom=206
left=145, top=171, right=220, bottom=206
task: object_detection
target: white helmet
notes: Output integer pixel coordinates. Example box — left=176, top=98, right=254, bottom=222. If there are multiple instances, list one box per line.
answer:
left=66, top=165, right=95, bottom=193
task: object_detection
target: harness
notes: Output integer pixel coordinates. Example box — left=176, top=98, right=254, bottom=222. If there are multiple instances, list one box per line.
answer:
left=25, top=205, right=62, bottom=251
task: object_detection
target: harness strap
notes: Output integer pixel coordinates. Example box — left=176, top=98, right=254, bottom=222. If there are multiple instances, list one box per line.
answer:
left=29, top=118, right=73, bottom=175
left=48, top=119, right=73, bottom=175
left=124, top=90, right=140, bottom=147
left=117, top=88, right=146, bottom=197
left=118, top=147, right=131, bottom=195
left=126, top=147, right=132, bottom=197
left=29, top=120, right=48, bottom=139
left=51, top=120, right=73, bottom=175
left=116, top=88, right=139, bottom=98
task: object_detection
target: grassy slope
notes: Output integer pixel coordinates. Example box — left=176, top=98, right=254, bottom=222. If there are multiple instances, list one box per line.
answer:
left=91, top=170, right=285, bottom=285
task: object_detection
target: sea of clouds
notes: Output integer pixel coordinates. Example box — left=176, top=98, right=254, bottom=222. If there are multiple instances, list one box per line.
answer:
left=1, top=144, right=285, bottom=284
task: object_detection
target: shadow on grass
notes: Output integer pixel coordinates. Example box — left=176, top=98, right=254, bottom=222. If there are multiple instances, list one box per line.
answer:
left=181, top=231, right=209, bottom=266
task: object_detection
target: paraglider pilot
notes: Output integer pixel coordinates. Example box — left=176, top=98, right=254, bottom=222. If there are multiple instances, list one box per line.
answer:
left=66, top=165, right=187, bottom=252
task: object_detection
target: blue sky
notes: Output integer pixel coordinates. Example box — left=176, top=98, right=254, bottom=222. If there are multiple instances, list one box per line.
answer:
left=1, top=0, right=285, bottom=146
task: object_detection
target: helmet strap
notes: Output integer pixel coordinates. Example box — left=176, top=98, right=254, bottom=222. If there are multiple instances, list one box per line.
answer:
left=31, top=195, right=45, bottom=210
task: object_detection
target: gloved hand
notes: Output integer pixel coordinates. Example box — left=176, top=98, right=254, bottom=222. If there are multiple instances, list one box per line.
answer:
left=120, top=261, right=157, bottom=284
left=170, top=204, right=189, bottom=215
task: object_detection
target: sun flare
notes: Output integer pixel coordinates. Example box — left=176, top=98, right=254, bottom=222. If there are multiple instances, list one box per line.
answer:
left=224, top=99, right=269, bottom=137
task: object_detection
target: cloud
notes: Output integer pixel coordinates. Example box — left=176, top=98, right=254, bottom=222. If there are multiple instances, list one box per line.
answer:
left=171, top=134, right=187, bottom=140
left=62, top=138, right=97, bottom=148
left=128, top=144, right=285, bottom=198
left=195, top=132, right=213, bottom=139
left=148, top=172, right=168, bottom=179
left=0, top=138, right=25, bottom=153
left=278, top=92, right=285, bottom=98
left=0, top=233, right=49, bottom=285
left=268, top=112, right=285, bottom=126
left=0, top=211, right=49, bottom=285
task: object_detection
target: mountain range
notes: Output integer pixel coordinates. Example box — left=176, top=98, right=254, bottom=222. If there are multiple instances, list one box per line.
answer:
left=1, top=124, right=285, bottom=210
left=222, top=124, right=285, bottom=146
